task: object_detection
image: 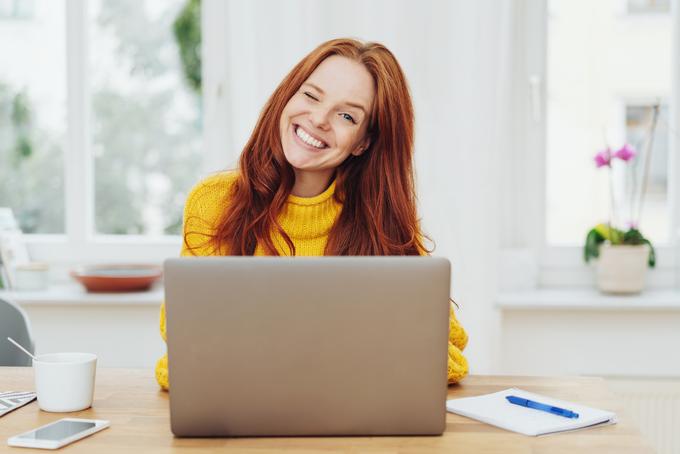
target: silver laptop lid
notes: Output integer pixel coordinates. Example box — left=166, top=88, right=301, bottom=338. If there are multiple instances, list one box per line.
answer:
left=165, top=256, right=450, bottom=437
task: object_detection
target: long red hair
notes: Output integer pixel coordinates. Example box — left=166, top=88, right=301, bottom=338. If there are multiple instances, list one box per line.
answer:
left=188, top=38, right=428, bottom=256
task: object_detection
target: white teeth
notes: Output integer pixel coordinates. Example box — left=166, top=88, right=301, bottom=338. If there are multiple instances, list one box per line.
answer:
left=295, top=126, right=326, bottom=149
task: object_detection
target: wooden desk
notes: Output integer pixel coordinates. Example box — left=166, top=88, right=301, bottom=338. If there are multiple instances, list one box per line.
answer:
left=0, top=368, right=652, bottom=453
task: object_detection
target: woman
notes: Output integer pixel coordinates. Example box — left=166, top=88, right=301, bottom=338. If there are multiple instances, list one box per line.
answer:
left=156, top=38, right=468, bottom=390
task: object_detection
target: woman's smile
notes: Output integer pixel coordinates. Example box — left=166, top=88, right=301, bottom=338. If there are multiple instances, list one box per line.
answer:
left=292, top=124, right=329, bottom=151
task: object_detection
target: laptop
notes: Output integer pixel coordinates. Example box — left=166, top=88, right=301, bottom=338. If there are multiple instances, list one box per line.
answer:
left=164, top=256, right=450, bottom=437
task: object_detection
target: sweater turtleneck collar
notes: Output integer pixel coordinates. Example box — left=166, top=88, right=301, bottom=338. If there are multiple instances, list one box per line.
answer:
left=279, top=179, right=341, bottom=240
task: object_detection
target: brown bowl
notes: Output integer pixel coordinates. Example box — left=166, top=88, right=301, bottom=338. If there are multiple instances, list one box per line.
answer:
left=70, top=264, right=162, bottom=293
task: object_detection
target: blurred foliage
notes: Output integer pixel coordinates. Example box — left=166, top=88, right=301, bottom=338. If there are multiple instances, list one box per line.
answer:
left=584, top=224, right=656, bottom=268
left=173, top=0, right=201, bottom=93
left=10, top=90, right=33, bottom=162
left=0, top=82, right=64, bottom=233
left=93, top=0, right=202, bottom=235
left=0, top=0, right=201, bottom=236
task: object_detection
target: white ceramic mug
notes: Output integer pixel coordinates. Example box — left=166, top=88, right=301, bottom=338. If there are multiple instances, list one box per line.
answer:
left=33, top=353, right=97, bottom=412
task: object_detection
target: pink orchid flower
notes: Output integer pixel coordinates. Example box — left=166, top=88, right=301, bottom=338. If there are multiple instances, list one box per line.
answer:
left=594, top=148, right=611, bottom=168
left=613, top=144, right=636, bottom=162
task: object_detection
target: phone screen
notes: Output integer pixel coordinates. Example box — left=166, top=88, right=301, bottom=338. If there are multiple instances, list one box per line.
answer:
left=17, top=420, right=96, bottom=441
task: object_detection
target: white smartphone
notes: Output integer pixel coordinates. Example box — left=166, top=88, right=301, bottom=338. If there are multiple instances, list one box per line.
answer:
left=7, top=418, right=109, bottom=450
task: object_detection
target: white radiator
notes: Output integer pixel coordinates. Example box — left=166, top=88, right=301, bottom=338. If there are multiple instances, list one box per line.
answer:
left=606, top=377, right=680, bottom=454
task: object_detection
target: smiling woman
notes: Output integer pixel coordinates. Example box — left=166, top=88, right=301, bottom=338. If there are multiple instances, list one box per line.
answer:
left=279, top=55, right=374, bottom=197
left=154, top=38, right=469, bottom=390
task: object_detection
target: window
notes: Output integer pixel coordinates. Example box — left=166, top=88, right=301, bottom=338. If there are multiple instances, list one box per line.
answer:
left=545, top=0, right=672, bottom=246
left=0, top=0, right=66, bottom=233
left=90, top=0, right=202, bottom=235
left=1, top=0, right=203, bottom=266
left=505, top=0, right=678, bottom=289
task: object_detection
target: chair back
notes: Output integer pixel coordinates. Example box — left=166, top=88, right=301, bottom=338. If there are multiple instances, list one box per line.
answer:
left=0, top=298, right=35, bottom=366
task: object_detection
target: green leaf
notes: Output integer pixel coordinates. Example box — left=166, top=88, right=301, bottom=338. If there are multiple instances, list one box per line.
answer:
left=593, top=223, right=626, bottom=244
left=641, top=238, right=656, bottom=268
left=623, top=228, right=644, bottom=244
left=584, top=228, right=605, bottom=263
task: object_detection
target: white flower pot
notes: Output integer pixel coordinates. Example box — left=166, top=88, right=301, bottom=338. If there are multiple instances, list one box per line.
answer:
left=596, top=244, right=649, bottom=294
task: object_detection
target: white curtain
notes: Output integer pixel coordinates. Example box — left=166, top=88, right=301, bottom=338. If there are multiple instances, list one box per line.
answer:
left=203, top=0, right=515, bottom=373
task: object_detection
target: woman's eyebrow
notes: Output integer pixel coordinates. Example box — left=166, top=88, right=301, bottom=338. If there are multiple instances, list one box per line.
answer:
left=302, top=82, right=367, bottom=115
left=303, top=82, right=325, bottom=94
left=343, top=101, right=367, bottom=115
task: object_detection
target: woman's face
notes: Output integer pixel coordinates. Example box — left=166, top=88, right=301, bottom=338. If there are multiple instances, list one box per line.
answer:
left=279, top=55, right=375, bottom=174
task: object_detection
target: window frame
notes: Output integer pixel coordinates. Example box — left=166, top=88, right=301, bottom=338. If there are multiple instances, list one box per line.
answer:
left=23, top=0, right=228, bottom=269
left=500, top=0, right=680, bottom=290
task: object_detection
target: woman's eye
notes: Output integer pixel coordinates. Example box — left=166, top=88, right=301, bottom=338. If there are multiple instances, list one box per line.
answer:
left=303, top=92, right=318, bottom=101
left=340, top=113, right=356, bottom=124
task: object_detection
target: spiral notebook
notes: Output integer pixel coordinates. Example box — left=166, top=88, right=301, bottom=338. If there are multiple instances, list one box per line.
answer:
left=446, top=388, right=617, bottom=436
left=0, top=391, right=36, bottom=418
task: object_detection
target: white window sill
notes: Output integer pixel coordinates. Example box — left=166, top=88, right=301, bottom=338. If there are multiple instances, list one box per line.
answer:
left=496, top=288, right=680, bottom=311
left=0, top=283, right=164, bottom=306
left=4, top=285, right=678, bottom=310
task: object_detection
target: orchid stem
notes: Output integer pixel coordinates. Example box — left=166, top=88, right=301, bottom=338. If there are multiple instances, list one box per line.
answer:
left=635, top=103, right=660, bottom=227
left=607, top=156, right=616, bottom=242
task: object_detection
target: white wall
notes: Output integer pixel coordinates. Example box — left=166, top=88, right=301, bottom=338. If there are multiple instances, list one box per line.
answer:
left=203, top=0, right=512, bottom=373
left=501, top=307, right=680, bottom=377
left=23, top=303, right=164, bottom=368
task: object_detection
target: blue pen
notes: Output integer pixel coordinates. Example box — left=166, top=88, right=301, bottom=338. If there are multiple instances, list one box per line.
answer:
left=505, top=395, right=579, bottom=419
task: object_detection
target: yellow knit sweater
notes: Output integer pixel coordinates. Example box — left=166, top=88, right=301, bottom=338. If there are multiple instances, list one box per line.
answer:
left=155, top=171, right=469, bottom=390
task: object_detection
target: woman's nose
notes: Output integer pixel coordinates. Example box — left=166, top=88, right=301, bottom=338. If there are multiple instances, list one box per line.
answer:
left=309, top=107, right=331, bottom=130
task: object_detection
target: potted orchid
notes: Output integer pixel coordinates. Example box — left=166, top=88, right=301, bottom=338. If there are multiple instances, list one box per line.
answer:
left=584, top=133, right=657, bottom=294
